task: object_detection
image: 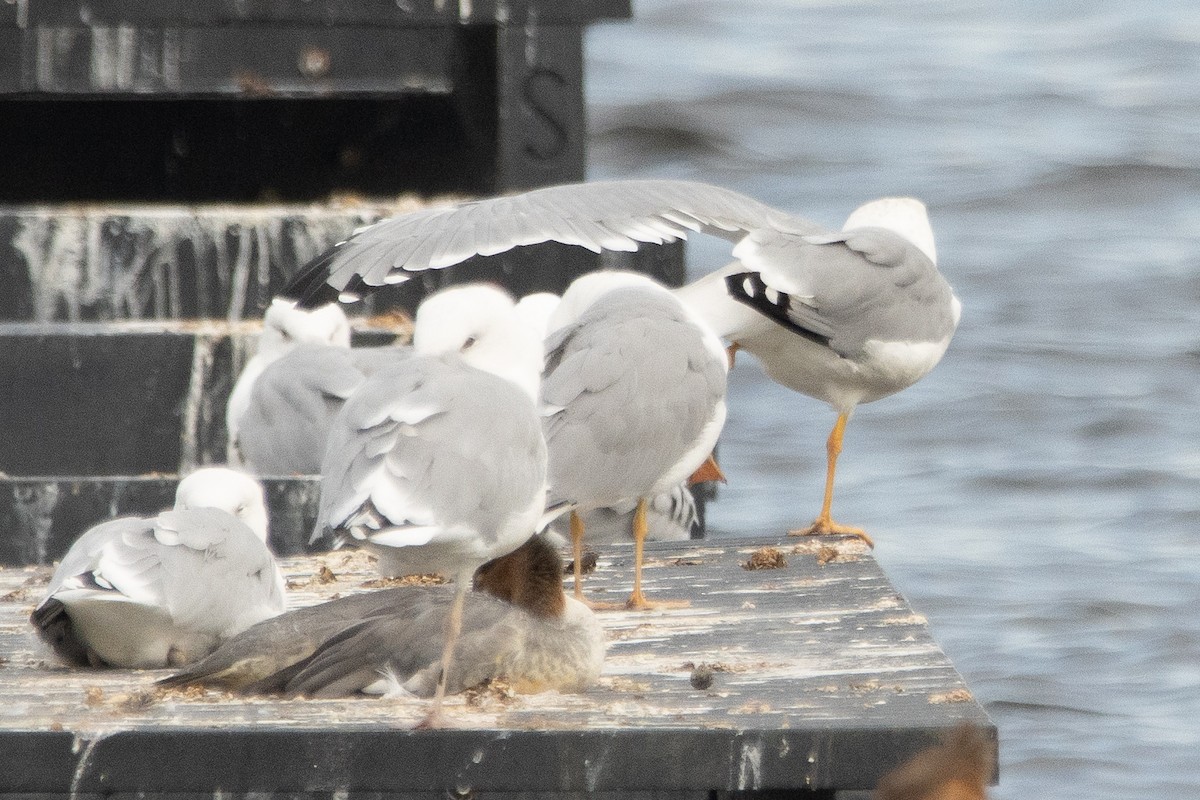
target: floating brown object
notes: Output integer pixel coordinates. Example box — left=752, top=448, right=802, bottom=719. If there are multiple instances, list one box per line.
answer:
left=874, top=723, right=993, bottom=800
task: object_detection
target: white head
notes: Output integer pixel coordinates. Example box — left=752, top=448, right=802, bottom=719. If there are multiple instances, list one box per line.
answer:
left=548, top=271, right=667, bottom=331
left=413, top=284, right=544, bottom=402
left=259, top=297, right=352, bottom=355
left=174, top=467, right=270, bottom=543
left=842, top=197, right=937, bottom=265
left=514, top=292, right=562, bottom=343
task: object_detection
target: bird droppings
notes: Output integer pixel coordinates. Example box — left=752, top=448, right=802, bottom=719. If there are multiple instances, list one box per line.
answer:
left=672, top=558, right=704, bottom=566
left=110, top=690, right=158, bottom=712
left=359, top=573, right=448, bottom=589
left=817, top=545, right=840, bottom=565
left=84, top=686, right=104, bottom=706
left=743, top=547, right=787, bottom=570
left=464, top=679, right=517, bottom=708
left=602, top=676, right=651, bottom=694
left=0, top=535, right=988, bottom=758
left=929, top=689, right=975, bottom=704
left=790, top=538, right=870, bottom=557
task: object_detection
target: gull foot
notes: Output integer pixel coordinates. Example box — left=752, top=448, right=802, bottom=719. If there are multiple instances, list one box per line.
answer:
left=625, top=591, right=691, bottom=612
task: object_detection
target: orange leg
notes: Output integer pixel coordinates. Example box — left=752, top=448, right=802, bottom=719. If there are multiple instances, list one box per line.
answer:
left=627, top=498, right=689, bottom=611
left=789, top=412, right=875, bottom=548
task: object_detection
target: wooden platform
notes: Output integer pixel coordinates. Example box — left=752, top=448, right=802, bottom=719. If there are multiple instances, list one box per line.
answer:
left=0, top=534, right=993, bottom=797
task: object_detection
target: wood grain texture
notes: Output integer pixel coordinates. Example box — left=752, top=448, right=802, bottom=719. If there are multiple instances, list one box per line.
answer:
left=0, top=535, right=994, bottom=794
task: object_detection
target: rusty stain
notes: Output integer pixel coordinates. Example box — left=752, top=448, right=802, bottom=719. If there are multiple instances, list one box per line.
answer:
left=234, top=71, right=274, bottom=96
left=298, top=45, right=332, bottom=78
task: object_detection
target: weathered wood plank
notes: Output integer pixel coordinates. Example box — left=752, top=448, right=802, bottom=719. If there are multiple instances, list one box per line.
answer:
left=0, top=536, right=993, bottom=794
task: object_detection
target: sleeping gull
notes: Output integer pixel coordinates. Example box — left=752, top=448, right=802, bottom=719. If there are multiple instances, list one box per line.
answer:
left=282, top=179, right=959, bottom=546
left=235, top=343, right=411, bottom=475
left=158, top=534, right=604, bottom=700
left=540, top=271, right=727, bottom=609
left=30, top=468, right=285, bottom=668
left=315, top=283, right=548, bottom=724
left=227, top=297, right=351, bottom=465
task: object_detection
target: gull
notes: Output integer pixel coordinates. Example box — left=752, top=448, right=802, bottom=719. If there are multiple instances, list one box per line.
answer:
left=282, top=180, right=959, bottom=547
left=234, top=343, right=411, bottom=475
left=30, top=468, right=285, bottom=668
left=540, top=271, right=727, bottom=609
left=227, top=297, right=351, bottom=466
left=516, top=288, right=707, bottom=551
left=550, top=482, right=700, bottom=546
left=314, top=283, right=548, bottom=724
left=158, top=534, right=603, bottom=700
left=676, top=196, right=960, bottom=543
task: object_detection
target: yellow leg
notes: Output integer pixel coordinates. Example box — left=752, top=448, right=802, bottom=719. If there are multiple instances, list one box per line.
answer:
left=789, top=412, right=875, bottom=548
left=415, top=572, right=468, bottom=729
left=726, top=342, right=741, bottom=370
left=627, top=498, right=689, bottom=611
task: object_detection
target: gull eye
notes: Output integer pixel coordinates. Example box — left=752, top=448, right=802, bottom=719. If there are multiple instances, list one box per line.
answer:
left=461, top=336, right=478, bottom=351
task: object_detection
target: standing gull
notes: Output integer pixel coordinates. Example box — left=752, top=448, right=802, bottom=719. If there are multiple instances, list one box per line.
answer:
left=283, top=180, right=959, bottom=545
left=30, top=468, right=285, bottom=668
left=676, top=196, right=959, bottom=543
left=516, top=289, right=705, bottom=549
left=540, top=271, right=727, bottom=609
left=315, top=283, right=548, bottom=724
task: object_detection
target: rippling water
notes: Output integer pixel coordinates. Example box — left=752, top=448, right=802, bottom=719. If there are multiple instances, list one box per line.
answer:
left=585, top=2, right=1200, bottom=797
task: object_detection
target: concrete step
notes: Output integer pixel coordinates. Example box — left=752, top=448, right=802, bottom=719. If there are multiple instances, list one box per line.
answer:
left=0, top=203, right=682, bottom=322
left=0, top=320, right=402, bottom=476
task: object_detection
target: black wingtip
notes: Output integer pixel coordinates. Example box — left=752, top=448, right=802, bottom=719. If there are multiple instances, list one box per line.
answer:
left=723, top=271, right=832, bottom=348
left=284, top=246, right=344, bottom=309
left=30, top=598, right=92, bottom=667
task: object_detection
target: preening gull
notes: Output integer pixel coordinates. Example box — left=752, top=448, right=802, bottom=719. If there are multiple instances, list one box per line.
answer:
left=676, top=197, right=960, bottom=544
left=30, top=468, right=285, bottom=668
left=158, top=534, right=604, bottom=700
left=283, top=179, right=959, bottom=546
left=315, top=283, right=548, bottom=724
left=540, top=271, right=727, bottom=609
left=226, top=297, right=351, bottom=466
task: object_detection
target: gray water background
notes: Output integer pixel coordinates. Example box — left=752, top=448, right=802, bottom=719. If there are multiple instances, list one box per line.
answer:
left=584, top=2, right=1200, bottom=797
